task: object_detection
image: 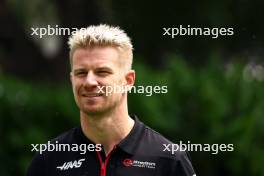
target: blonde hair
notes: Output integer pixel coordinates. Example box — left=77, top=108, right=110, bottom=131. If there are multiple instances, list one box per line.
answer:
left=68, top=24, right=133, bottom=71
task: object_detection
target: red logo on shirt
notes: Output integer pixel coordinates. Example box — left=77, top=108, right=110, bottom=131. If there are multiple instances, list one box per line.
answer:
left=123, top=159, right=133, bottom=167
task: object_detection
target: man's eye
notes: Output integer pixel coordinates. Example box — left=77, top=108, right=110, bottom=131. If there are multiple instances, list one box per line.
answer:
left=75, top=72, right=87, bottom=76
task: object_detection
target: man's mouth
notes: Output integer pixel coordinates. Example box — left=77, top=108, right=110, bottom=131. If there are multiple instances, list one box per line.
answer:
left=82, top=93, right=104, bottom=97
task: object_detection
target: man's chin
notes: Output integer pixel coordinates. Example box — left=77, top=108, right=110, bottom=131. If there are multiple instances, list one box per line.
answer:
left=81, top=106, right=109, bottom=116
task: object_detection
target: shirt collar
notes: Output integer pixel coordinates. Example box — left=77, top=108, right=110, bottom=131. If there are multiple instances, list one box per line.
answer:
left=117, top=115, right=145, bottom=155
left=76, top=115, right=145, bottom=155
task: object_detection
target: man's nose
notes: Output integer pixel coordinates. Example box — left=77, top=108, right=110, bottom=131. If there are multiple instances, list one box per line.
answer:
left=84, top=72, right=98, bottom=87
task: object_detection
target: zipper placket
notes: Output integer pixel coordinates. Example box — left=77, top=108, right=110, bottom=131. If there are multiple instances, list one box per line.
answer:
left=100, top=162, right=106, bottom=176
left=96, top=146, right=117, bottom=176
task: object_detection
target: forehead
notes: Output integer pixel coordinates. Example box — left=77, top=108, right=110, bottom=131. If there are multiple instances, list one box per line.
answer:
left=72, top=46, right=120, bottom=69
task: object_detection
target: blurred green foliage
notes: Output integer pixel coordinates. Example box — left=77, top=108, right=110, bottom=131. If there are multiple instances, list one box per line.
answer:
left=0, top=57, right=264, bottom=175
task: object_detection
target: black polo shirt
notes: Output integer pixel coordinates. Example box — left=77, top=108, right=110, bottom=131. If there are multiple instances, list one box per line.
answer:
left=27, top=116, right=195, bottom=176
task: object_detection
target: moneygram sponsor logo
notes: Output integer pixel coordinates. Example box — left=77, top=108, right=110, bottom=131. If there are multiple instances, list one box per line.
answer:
left=163, top=141, right=234, bottom=155
left=31, top=141, right=102, bottom=154
left=122, top=159, right=156, bottom=169
left=97, top=84, right=168, bottom=96
left=123, top=159, right=133, bottom=167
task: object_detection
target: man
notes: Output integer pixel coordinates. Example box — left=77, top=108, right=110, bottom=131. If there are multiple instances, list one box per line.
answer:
left=27, top=24, right=196, bottom=176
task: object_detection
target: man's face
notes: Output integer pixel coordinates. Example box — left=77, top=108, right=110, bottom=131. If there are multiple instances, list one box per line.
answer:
left=70, top=46, right=133, bottom=116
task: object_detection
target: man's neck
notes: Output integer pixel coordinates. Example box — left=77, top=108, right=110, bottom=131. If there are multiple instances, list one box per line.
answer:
left=80, top=108, right=134, bottom=156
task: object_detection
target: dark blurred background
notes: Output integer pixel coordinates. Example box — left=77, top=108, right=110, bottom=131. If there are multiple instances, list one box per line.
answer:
left=0, top=0, right=264, bottom=175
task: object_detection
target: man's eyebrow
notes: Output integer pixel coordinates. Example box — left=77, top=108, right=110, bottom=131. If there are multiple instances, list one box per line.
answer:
left=73, top=68, right=87, bottom=73
left=96, top=67, right=113, bottom=71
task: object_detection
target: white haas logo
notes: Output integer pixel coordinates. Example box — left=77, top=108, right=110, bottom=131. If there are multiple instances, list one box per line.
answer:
left=57, top=158, right=85, bottom=171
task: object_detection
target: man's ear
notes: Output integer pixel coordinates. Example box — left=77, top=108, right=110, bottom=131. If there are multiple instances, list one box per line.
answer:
left=125, top=70, right=135, bottom=87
